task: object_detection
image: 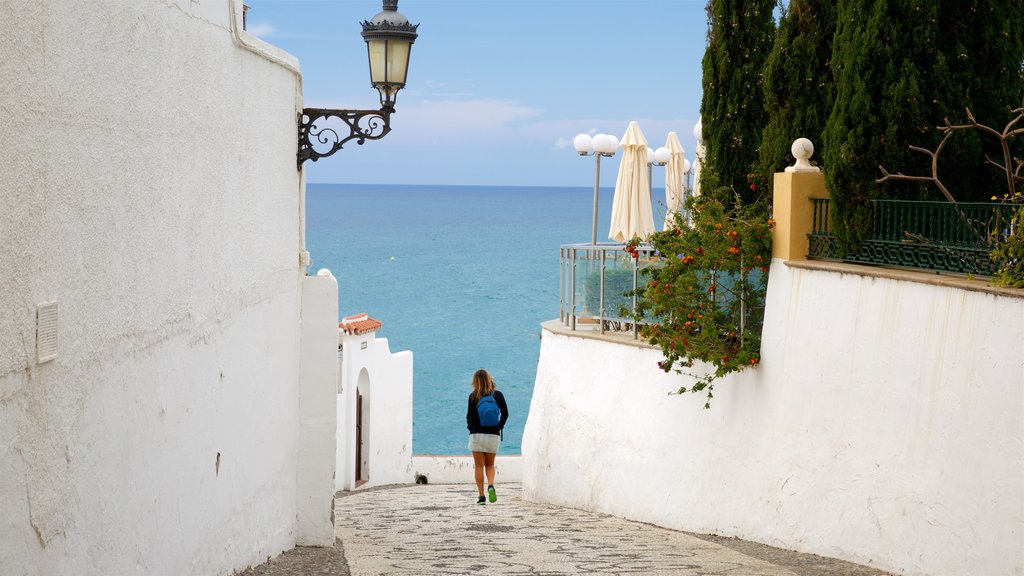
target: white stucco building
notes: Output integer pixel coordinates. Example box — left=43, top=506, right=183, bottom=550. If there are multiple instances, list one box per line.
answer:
left=1, top=1, right=338, bottom=574
left=336, top=313, right=414, bottom=491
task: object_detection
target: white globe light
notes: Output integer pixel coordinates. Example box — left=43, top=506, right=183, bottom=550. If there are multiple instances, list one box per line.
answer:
left=605, top=135, right=619, bottom=153
left=694, top=116, right=703, bottom=143
left=654, top=146, right=671, bottom=164
left=647, top=147, right=655, bottom=164
left=591, top=134, right=606, bottom=154
left=682, top=158, right=692, bottom=173
left=594, top=134, right=614, bottom=155
left=573, top=133, right=593, bottom=154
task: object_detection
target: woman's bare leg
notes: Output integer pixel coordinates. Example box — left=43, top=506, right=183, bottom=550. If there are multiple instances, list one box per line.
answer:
left=484, top=452, right=496, bottom=487
left=472, top=451, right=486, bottom=496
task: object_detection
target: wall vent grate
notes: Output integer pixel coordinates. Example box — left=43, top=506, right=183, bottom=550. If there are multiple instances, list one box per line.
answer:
left=36, top=302, right=58, bottom=364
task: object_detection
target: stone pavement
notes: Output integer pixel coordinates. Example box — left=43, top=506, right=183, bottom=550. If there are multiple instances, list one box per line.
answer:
left=239, top=484, right=889, bottom=576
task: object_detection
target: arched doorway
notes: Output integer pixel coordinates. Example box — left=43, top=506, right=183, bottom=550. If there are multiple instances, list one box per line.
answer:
left=356, top=367, right=370, bottom=487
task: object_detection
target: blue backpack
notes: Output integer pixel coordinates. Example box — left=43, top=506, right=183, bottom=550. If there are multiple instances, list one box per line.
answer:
left=477, top=394, right=500, bottom=427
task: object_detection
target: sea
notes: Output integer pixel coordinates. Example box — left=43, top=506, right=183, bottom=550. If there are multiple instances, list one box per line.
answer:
left=306, top=183, right=667, bottom=455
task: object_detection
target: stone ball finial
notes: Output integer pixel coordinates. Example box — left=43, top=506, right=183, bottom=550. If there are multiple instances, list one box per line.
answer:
left=785, top=137, right=820, bottom=173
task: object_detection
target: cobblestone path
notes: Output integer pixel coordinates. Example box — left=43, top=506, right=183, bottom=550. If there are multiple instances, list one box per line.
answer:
left=240, top=483, right=888, bottom=576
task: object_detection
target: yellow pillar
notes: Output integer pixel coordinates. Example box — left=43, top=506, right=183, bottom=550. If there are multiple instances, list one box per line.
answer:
left=772, top=171, right=828, bottom=261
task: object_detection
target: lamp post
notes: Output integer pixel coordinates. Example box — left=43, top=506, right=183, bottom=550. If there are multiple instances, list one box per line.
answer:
left=297, top=0, right=419, bottom=168
left=650, top=146, right=670, bottom=206
left=574, top=133, right=619, bottom=245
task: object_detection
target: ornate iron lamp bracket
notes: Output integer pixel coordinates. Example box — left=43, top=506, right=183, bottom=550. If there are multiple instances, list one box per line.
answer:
left=297, top=106, right=394, bottom=168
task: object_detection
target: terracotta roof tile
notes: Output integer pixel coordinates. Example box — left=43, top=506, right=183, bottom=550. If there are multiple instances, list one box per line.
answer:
left=339, top=313, right=382, bottom=335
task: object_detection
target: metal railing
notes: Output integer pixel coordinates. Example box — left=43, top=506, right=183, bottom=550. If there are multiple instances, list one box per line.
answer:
left=808, top=198, right=1017, bottom=276
left=558, top=243, right=657, bottom=338
left=558, top=243, right=768, bottom=342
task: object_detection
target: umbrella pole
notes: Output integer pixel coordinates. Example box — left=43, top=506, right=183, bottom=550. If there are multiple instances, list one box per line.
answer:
left=591, top=154, right=602, bottom=245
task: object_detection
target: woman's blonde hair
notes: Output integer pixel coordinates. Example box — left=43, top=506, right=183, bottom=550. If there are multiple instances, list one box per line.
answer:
left=470, top=369, right=495, bottom=401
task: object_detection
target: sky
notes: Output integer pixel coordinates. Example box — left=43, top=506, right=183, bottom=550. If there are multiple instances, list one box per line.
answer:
left=247, top=0, right=711, bottom=187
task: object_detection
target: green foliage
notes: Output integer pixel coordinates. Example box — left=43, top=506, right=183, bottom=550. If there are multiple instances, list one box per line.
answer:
left=823, top=0, right=1024, bottom=254
left=700, top=0, right=776, bottom=207
left=756, top=0, right=836, bottom=192
left=938, top=0, right=1024, bottom=202
left=992, top=191, right=1024, bottom=288
left=823, top=1, right=931, bottom=252
left=626, top=197, right=773, bottom=408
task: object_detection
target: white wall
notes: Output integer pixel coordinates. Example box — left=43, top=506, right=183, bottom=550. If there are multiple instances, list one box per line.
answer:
left=297, top=273, right=339, bottom=546
left=0, top=1, right=337, bottom=574
left=412, top=455, right=523, bottom=485
left=337, top=331, right=413, bottom=491
left=522, top=260, right=1024, bottom=576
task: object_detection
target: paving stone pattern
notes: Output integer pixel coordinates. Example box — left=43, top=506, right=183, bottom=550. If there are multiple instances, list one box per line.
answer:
left=239, top=483, right=889, bottom=576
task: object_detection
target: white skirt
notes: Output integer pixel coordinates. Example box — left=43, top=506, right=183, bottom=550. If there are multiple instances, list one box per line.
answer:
left=468, top=433, right=500, bottom=454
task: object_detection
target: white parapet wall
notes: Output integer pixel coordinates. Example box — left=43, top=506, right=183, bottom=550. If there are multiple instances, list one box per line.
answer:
left=412, top=455, right=523, bottom=485
left=522, top=260, right=1023, bottom=576
left=0, top=1, right=340, bottom=574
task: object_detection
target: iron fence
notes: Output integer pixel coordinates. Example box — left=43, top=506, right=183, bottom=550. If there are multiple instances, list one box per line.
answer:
left=808, top=199, right=1016, bottom=276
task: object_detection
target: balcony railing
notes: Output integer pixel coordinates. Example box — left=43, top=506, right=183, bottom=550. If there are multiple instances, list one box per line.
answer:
left=558, top=243, right=767, bottom=343
left=808, top=199, right=1017, bottom=276
left=558, top=243, right=657, bottom=338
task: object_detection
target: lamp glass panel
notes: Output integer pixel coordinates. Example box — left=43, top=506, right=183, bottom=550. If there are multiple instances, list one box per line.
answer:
left=385, top=40, right=411, bottom=85
left=367, top=40, right=387, bottom=84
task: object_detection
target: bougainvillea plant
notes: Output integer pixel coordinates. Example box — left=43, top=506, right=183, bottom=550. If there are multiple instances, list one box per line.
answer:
left=625, top=197, right=773, bottom=408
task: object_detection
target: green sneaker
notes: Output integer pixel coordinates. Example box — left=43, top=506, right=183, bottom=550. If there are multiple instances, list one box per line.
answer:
left=477, top=495, right=486, bottom=506
left=487, top=485, right=497, bottom=503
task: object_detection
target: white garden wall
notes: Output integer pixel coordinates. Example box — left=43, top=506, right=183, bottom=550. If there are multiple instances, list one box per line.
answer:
left=0, top=1, right=337, bottom=574
left=522, top=260, right=1023, bottom=576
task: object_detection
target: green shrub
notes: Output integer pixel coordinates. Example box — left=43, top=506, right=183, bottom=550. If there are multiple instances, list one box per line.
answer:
left=627, top=197, right=773, bottom=408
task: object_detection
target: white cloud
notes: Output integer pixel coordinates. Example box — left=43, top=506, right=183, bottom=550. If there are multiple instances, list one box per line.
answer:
left=383, top=98, right=542, bottom=145
left=246, top=22, right=276, bottom=37
left=521, top=117, right=700, bottom=156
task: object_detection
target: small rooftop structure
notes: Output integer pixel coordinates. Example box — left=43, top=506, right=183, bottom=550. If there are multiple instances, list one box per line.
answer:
left=339, top=313, right=382, bottom=335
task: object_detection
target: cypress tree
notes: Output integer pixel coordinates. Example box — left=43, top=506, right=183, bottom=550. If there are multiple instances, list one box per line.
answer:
left=822, top=0, right=944, bottom=251
left=757, top=0, right=836, bottom=191
left=935, top=0, right=1024, bottom=202
left=823, top=0, right=1024, bottom=250
left=700, top=0, right=776, bottom=208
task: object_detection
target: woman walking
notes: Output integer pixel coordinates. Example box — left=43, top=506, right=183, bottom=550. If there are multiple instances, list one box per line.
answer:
left=466, top=369, right=508, bottom=505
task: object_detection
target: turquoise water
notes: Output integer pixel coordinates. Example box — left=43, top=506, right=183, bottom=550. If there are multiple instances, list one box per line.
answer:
left=306, top=183, right=659, bottom=454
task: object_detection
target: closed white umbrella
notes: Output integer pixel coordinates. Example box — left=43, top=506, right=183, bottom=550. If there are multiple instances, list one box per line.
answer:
left=608, top=121, right=655, bottom=242
left=663, top=131, right=686, bottom=230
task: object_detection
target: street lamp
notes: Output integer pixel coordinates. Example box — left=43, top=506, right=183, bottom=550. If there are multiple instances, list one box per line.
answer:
left=653, top=146, right=671, bottom=166
left=649, top=146, right=670, bottom=205
left=574, top=133, right=619, bottom=245
left=297, top=0, right=419, bottom=168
